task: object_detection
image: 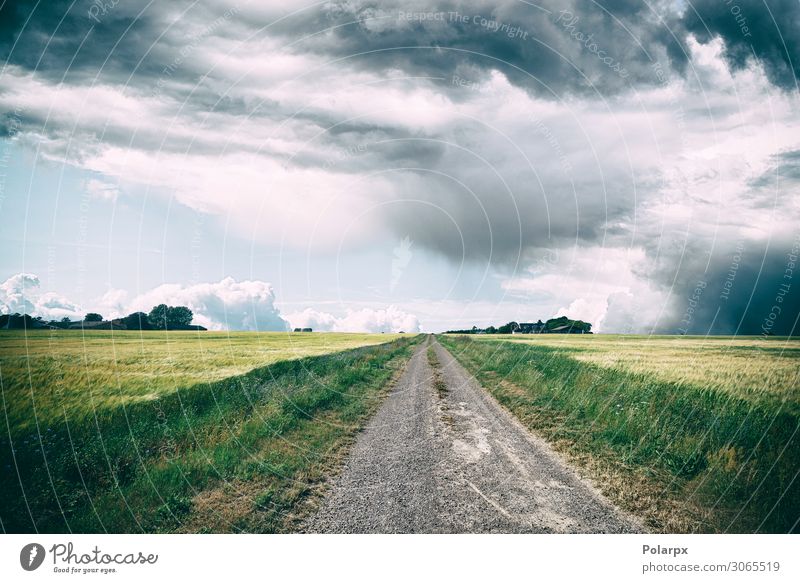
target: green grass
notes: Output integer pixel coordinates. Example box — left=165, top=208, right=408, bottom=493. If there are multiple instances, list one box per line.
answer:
left=440, top=334, right=799, bottom=533
left=0, top=332, right=418, bottom=533
left=0, top=330, right=407, bottom=430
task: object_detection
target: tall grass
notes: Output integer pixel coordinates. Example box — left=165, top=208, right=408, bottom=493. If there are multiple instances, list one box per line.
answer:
left=1, top=337, right=417, bottom=533
left=440, top=335, right=799, bottom=533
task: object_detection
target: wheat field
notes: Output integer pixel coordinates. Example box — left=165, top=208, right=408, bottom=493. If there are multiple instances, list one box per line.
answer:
left=476, top=335, right=799, bottom=403
left=0, top=330, right=406, bottom=430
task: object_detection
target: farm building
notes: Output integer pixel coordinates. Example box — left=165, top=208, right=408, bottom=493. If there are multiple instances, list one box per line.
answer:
left=549, top=322, right=591, bottom=334
left=68, top=319, right=127, bottom=330
left=65, top=319, right=207, bottom=331
left=512, top=317, right=592, bottom=334
left=513, top=320, right=545, bottom=334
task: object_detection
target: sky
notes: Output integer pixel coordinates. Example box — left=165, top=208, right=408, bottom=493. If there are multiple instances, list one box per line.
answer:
left=1, top=0, right=799, bottom=334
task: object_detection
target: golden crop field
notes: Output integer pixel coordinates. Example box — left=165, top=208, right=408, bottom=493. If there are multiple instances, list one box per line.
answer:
left=474, top=334, right=800, bottom=403
left=0, top=330, right=405, bottom=429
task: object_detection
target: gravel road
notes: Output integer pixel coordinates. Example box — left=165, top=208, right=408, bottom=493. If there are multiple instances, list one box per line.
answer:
left=304, top=337, right=643, bottom=533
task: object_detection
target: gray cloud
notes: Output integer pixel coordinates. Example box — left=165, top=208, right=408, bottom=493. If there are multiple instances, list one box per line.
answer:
left=2, top=0, right=799, bottom=335
left=256, top=0, right=689, bottom=97
left=0, top=0, right=167, bottom=83
left=750, top=149, right=800, bottom=191
left=1, top=1, right=690, bottom=97
left=654, top=237, right=800, bottom=336
left=683, top=0, right=799, bottom=91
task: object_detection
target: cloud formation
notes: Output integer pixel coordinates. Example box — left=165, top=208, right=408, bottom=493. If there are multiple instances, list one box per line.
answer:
left=122, top=277, right=289, bottom=331
left=0, top=274, right=81, bottom=320
left=683, top=0, right=800, bottom=91
left=286, top=306, right=421, bottom=333
left=2, top=0, right=798, bottom=333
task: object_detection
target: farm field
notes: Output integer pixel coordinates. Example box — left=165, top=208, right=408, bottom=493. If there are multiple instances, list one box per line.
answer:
left=440, top=334, right=800, bottom=533
left=0, top=330, right=406, bottom=430
left=474, top=334, right=800, bottom=404
left=0, top=331, right=418, bottom=533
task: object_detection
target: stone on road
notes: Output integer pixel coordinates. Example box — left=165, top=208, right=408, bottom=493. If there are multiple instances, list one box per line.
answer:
left=303, top=337, right=642, bottom=533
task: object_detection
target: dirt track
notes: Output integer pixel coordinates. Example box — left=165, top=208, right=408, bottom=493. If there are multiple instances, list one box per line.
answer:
left=304, top=337, right=643, bottom=533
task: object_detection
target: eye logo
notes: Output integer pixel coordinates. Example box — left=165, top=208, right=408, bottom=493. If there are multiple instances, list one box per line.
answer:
left=20, top=543, right=46, bottom=571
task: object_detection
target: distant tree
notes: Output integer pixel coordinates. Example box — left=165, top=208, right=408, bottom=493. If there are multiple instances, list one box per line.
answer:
left=124, top=312, right=150, bottom=330
left=485, top=325, right=497, bottom=334
left=167, top=306, right=193, bottom=328
left=544, top=316, right=592, bottom=333
left=148, top=304, right=169, bottom=330
left=497, top=321, right=519, bottom=334
left=61, top=316, right=71, bottom=323
left=84, top=313, right=103, bottom=322
left=147, top=304, right=193, bottom=329
left=1, top=313, right=36, bottom=329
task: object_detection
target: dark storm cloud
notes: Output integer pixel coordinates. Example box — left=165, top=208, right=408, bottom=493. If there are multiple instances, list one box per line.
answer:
left=254, top=0, right=689, bottom=97
left=683, top=0, right=800, bottom=91
left=656, top=237, right=800, bottom=336
left=0, top=0, right=683, bottom=98
left=2, top=0, right=795, bottom=117
left=0, top=0, right=167, bottom=83
left=381, top=148, right=637, bottom=266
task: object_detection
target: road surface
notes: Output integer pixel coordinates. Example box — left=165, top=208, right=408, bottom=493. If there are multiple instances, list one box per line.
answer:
left=304, top=337, right=642, bottom=533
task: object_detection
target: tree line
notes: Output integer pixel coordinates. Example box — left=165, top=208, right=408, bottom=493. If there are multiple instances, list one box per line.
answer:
left=446, top=316, right=592, bottom=334
left=2, top=304, right=197, bottom=330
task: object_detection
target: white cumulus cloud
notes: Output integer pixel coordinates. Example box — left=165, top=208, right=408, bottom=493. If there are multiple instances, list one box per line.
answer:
left=501, top=247, right=669, bottom=333
left=286, top=305, right=421, bottom=333
left=126, top=277, right=288, bottom=331
left=0, top=273, right=82, bottom=320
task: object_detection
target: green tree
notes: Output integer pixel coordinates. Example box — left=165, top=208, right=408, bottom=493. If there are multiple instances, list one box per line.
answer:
left=124, top=312, right=150, bottom=330
left=147, top=305, right=193, bottom=329
left=84, top=313, right=103, bottom=322
left=148, top=304, right=169, bottom=330
left=167, top=306, right=193, bottom=328
left=497, top=321, right=519, bottom=334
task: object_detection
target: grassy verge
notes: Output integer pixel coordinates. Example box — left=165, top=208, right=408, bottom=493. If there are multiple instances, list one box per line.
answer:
left=439, top=335, right=799, bottom=533
left=1, top=336, right=418, bottom=533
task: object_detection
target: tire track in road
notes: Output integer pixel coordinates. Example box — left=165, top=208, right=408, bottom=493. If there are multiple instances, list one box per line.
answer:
left=304, top=337, right=643, bottom=533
